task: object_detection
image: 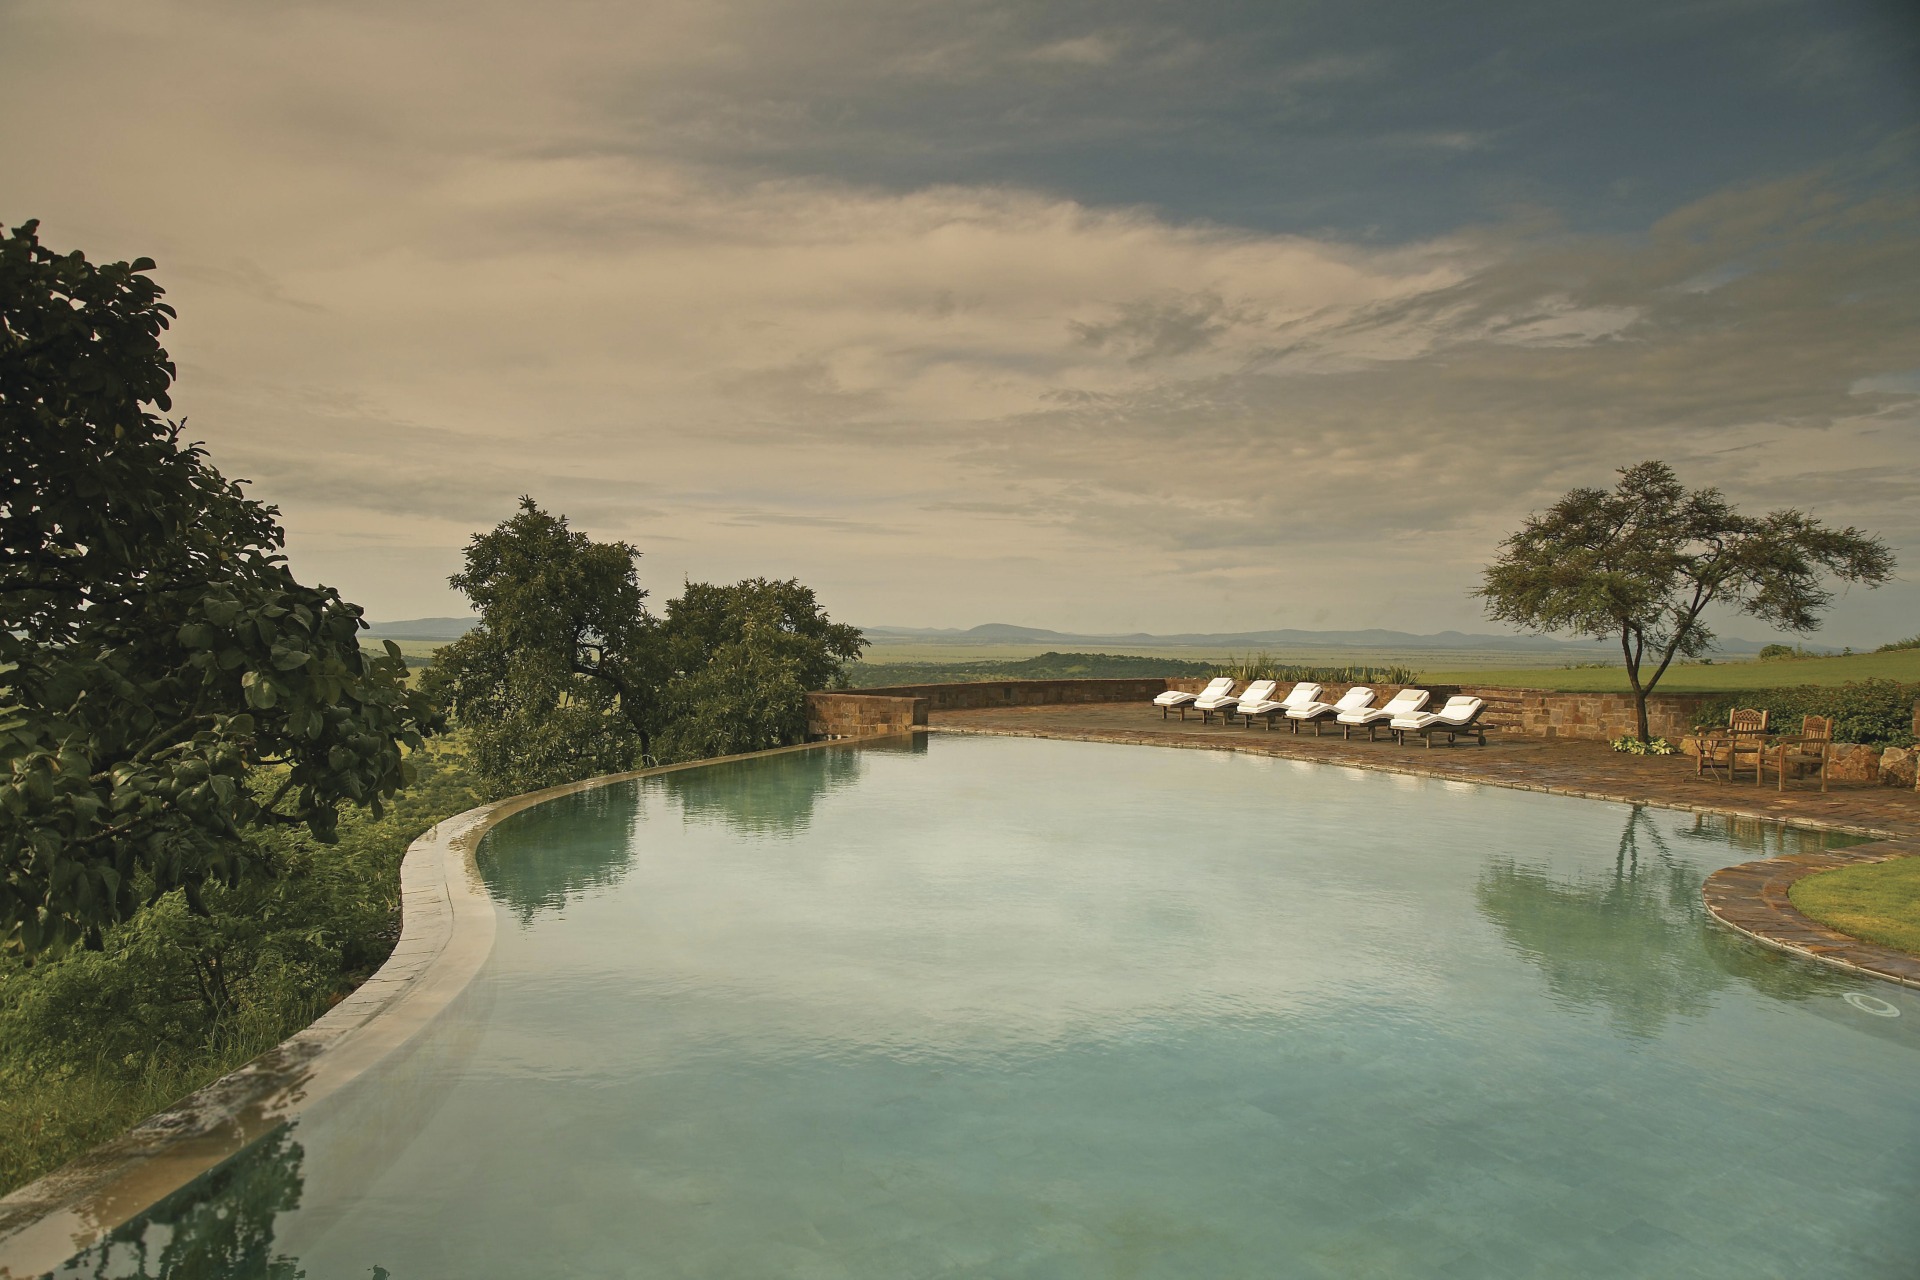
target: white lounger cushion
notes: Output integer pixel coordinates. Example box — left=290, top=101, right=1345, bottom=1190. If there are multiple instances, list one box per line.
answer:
left=1392, top=696, right=1484, bottom=730
left=1287, top=686, right=1373, bottom=719
left=1339, top=688, right=1429, bottom=724
left=1238, top=681, right=1319, bottom=716
left=1195, top=679, right=1247, bottom=710
left=1233, top=679, right=1279, bottom=706
left=1155, top=677, right=1232, bottom=706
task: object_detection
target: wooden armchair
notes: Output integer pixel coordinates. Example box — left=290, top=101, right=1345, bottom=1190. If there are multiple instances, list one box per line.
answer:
left=1767, top=715, right=1835, bottom=793
left=1696, top=708, right=1769, bottom=784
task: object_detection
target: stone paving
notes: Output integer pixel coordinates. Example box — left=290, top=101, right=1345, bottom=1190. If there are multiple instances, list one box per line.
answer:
left=929, top=700, right=1920, bottom=988
left=1702, top=842, right=1920, bottom=990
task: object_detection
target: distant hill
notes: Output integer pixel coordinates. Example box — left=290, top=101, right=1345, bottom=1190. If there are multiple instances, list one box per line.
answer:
left=364, top=616, right=478, bottom=640
left=860, top=623, right=1811, bottom=656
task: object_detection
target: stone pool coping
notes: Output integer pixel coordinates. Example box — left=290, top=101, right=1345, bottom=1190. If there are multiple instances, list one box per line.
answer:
left=1702, top=841, right=1920, bottom=991
left=0, top=738, right=865, bottom=1280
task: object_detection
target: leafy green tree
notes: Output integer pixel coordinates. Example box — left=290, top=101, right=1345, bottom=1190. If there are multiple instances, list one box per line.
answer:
left=654, top=578, right=867, bottom=764
left=424, top=500, right=658, bottom=797
left=429, top=507, right=867, bottom=791
left=1476, top=461, right=1893, bottom=742
left=1, top=220, right=439, bottom=957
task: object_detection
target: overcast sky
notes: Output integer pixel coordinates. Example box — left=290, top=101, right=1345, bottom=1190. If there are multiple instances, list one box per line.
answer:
left=6, top=0, right=1918, bottom=641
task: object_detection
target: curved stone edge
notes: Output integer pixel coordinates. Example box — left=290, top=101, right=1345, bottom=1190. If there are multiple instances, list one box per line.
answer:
left=1702, top=840, right=1920, bottom=991
left=0, top=735, right=876, bottom=1279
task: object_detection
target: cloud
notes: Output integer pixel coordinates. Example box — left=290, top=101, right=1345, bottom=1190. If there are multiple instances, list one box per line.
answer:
left=3, top=0, right=1916, bottom=640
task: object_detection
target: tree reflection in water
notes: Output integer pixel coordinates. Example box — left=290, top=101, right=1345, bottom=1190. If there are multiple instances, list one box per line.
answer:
left=479, top=739, right=919, bottom=922
left=1476, top=805, right=1846, bottom=1039
left=49, top=1127, right=334, bottom=1280
left=477, top=778, right=650, bottom=924
left=656, top=737, right=920, bottom=838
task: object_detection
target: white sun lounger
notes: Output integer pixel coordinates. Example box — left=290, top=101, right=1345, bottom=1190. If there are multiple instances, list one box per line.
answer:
left=1236, top=681, right=1322, bottom=730
left=1190, top=679, right=1251, bottom=721
left=1392, top=696, right=1489, bottom=747
left=1285, top=686, right=1376, bottom=736
left=1213, top=678, right=1279, bottom=726
left=1154, top=676, right=1235, bottom=720
left=1337, top=688, right=1429, bottom=740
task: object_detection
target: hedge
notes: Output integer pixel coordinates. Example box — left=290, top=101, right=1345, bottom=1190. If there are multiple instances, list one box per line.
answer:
left=1691, top=680, right=1920, bottom=749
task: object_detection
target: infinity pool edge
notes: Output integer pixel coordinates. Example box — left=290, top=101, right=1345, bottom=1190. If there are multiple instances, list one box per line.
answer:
left=0, top=736, right=891, bottom=1279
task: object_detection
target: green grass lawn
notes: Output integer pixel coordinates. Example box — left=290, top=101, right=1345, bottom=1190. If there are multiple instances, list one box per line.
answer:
left=1420, top=649, right=1920, bottom=692
left=1789, top=857, right=1920, bottom=956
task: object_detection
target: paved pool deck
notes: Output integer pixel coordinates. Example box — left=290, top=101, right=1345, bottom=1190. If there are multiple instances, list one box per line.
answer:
left=928, top=701, right=1920, bottom=990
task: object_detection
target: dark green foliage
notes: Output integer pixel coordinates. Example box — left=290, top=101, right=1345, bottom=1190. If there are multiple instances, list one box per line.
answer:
left=430, top=503, right=866, bottom=791
left=1758, top=643, right=1814, bottom=661
left=1214, top=653, right=1419, bottom=684
left=0, top=740, right=479, bottom=1195
left=1, top=222, right=439, bottom=958
left=653, top=579, right=866, bottom=764
left=1692, top=680, right=1919, bottom=748
left=1477, top=460, right=1894, bottom=741
left=424, top=500, right=655, bottom=798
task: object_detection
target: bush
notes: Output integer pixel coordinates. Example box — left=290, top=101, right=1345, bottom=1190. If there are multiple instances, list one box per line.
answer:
left=1691, top=680, right=1919, bottom=748
left=1216, top=652, right=1417, bottom=684
left=0, top=737, right=480, bottom=1194
left=1611, top=736, right=1677, bottom=755
left=1758, top=643, right=1811, bottom=661
left=1877, top=635, right=1920, bottom=653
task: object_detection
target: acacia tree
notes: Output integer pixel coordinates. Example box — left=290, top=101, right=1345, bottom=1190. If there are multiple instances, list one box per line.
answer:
left=1, top=221, right=438, bottom=957
left=1477, top=461, right=1894, bottom=742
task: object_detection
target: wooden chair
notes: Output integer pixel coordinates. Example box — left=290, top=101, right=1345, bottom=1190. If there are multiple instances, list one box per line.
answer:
left=1696, top=708, right=1768, bottom=784
left=1767, top=714, right=1835, bottom=792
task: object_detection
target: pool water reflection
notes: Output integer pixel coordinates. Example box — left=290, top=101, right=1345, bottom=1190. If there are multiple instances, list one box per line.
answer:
left=52, top=735, right=1920, bottom=1279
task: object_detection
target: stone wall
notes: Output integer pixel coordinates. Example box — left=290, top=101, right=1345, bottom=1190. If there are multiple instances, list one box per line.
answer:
left=854, top=677, right=1175, bottom=712
left=805, top=691, right=927, bottom=740
left=818, top=678, right=1910, bottom=753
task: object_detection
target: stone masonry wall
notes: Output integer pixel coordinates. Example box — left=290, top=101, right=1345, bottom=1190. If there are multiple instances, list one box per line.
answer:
left=805, top=692, right=927, bottom=739
left=854, top=677, right=1175, bottom=712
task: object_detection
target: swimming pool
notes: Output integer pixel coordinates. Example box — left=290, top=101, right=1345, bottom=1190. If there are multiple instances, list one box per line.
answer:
left=44, top=735, right=1920, bottom=1277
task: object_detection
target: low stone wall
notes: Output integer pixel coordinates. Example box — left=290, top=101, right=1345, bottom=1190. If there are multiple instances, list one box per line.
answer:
left=1453, top=687, right=1712, bottom=742
left=805, top=692, right=927, bottom=739
left=855, top=677, right=1175, bottom=712
left=825, top=678, right=1907, bottom=758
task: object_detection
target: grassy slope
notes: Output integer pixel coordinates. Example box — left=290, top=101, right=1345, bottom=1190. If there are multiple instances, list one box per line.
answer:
left=1418, top=649, right=1920, bottom=693
left=1790, top=858, right=1920, bottom=956
left=0, top=740, right=481, bottom=1196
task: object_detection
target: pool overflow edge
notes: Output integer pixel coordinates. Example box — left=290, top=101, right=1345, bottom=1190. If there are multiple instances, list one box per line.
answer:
left=0, top=734, right=914, bottom=1280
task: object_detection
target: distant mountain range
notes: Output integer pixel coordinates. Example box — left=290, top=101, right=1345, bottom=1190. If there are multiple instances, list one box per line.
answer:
left=861, top=623, right=1810, bottom=655
left=366, top=616, right=1820, bottom=655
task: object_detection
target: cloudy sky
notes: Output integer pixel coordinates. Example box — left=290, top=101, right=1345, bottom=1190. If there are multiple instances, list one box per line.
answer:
left=6, top=0, right=1918, bottom=641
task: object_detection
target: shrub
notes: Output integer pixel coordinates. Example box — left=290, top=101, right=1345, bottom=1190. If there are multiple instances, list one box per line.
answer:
left=1216, top=652, right=1417, bottom=685
left=1877, top=635, right=1920, bottom=653
left=1691, top=680, right=1919, bottom=748
left=0, top=737, right=480, bottom=1194
left=1610, top=736, right=1677, bottom=755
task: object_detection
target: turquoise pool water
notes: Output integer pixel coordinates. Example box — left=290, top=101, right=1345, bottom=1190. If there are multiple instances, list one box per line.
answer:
left=52, top=736, right=1920, bottom=1278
